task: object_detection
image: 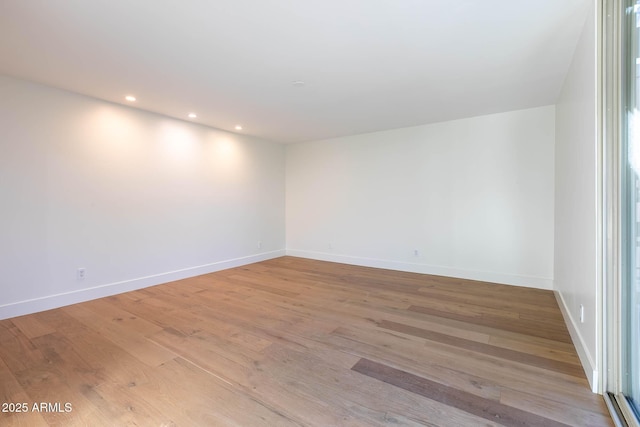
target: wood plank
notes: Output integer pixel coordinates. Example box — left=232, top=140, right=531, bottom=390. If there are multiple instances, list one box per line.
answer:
left=500, top=389, right=613, bottom=427
left=408, top=304, right=573, bottom=343
left=0, top=320, right=46, bottom=373
left=488, top=334, right=581, bottom=364
left=378, top=319, right=584, bottom=377
left=327, top=324, right=601, bottom=413
left=10, top=315, right=55, bottom=340
left=144, top=357, right=305, bottom=427
left=0, top=356, right=49, bottom=427
left=257, top=342, right=503, bottom=426
left=352, top=358, right=571, bottom=427
left=62, top=304, right=177, bottom=367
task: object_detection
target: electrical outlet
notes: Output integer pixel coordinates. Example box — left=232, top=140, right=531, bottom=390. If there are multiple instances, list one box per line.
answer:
left=414, top=249, right=419, bottom=257
left=77, top=268, right=86, bottom=280
left=579, top=304, right=585, bottom=323
left=257, top=240, right=262, bottom=249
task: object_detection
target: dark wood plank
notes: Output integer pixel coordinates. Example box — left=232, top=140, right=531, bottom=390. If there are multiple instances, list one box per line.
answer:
left=352, top=358, right=571, bottom=427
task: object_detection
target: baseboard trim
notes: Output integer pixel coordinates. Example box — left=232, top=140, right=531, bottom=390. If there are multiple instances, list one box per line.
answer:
left=285, top=249, right=553, bottom=289
left=0, top=250, right=286, bottom=320
left=554, top=290, right=598, bottom=392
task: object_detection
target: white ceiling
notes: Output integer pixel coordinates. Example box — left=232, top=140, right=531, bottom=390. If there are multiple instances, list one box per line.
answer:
left=0, top=0, right=590, bottom=143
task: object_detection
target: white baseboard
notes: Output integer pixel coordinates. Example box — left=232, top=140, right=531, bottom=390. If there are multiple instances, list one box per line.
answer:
left=285, top=249, right=553, bottom=290
left=0, top=250, right=285, bottom=320
left=554, top=290, right=598, bottom=393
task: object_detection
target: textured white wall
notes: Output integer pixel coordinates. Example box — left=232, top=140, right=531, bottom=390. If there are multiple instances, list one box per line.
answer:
left=554, top=0, right=599, bottom=391
left=0, top=75, right=286, bottom=319
left=286, top=105, right=555, bottom=289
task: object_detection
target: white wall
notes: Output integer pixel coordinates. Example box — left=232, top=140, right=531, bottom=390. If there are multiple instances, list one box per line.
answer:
left=0, top=74, right=286, bottom=319
left=286, top=105, right=556, bottom=289
left=553, top=0, right=599, bottom=392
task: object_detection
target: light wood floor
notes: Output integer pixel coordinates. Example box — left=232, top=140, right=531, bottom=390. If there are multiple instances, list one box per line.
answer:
left=0, top=257, right=612, bottom=426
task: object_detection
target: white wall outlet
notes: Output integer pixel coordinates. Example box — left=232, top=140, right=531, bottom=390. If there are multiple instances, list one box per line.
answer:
left=77, top=268, right=86, bottom=280
left=579, top=304, right=585, bottom=323
left=413, top=249, right=419, bottom=257
left=257, top=240, right=262, bottom=249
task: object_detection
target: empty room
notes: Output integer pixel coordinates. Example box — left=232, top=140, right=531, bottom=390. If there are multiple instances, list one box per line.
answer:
left=0, top=0, right=636, bottom=426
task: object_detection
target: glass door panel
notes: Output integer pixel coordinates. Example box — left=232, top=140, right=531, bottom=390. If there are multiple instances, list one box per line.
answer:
left=623, top=0, right=640, bottom=418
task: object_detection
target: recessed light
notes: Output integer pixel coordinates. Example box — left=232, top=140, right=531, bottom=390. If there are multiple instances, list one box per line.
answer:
left=235, top=125, right=243, bottom=131
left=188, top=113, right=197, bottom=119
left=125, top=95, right=136, bottom=102
left=292, top=81, right=305, bottom=87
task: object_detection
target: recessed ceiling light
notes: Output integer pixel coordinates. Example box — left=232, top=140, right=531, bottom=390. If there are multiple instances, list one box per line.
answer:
left=291, top=81, right=305, bottom=88
left=125, top=95, right=136, bottom=102
left=235, top=125, right=243, bottom=131
left=188, top=113, right=197, bottom=119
